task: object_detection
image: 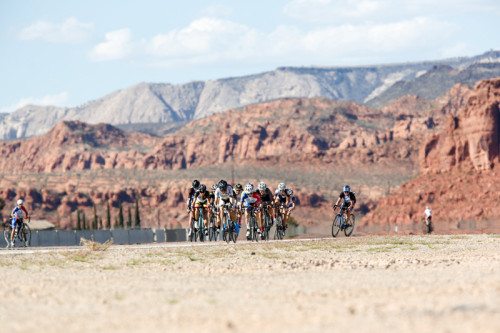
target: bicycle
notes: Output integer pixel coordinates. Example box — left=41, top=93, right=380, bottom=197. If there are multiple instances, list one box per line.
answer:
left=274, top=205, right=285, bottom=240
left=245, top=203, right=259, bottom=242
left=4, top=217, right=31, bottom=248
left=221, top=203, right=238, bottom=243
left=422, top=217, right=433, bottom=234
left=331, top=204, right=356, bottom=237
left=261, top=202, right=274, bottom=241
left=189, top=207, right=206, bottom=242
left=208, top=205, right=218, bottom=241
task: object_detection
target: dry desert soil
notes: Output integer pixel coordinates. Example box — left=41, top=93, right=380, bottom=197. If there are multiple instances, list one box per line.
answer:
left=1, top=234, right=499, bottom=333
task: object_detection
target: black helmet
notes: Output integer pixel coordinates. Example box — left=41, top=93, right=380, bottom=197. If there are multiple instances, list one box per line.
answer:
left=199, top=184, right=206, bottom=192
left=192, top=180, right=200, bottom=188
left=343, top=185, right=350, bottom=192
left=218, top=180, right=227, bottom=191
left=234, top=183, right=243, bottom=190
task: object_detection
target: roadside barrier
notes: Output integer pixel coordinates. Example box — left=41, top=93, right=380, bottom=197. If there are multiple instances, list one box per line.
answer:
left=0, top=228, right=187, bottom=248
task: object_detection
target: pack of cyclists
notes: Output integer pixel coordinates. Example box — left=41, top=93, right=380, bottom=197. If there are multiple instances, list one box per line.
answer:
left=186, top=179, right=297, bottom=240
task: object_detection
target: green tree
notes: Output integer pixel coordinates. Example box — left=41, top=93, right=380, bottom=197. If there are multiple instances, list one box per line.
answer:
left=82, top=212, right=87, bottom=230
left=134, top=198, right=141, bottom=229
left=106, top=202, right=111, bottom=230
left=118, top=201, right=124, bottom=228
left=76, top=209, right=81, bottom=230
left=92, top=205, right=98, bottom=230
left=127, top=206, right=132, bottom=229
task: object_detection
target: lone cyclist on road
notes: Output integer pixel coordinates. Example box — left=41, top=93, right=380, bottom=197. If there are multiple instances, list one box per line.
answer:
left=10, top=199, right=29, bottom=248
left=333, top=185, right=356, bottom=225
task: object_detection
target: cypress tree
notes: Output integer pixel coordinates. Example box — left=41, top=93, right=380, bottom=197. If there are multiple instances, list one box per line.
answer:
left=127, top=206, right=132, bottom=229
left=118, top=201, right=124, bottom=228
left=106, top=202, right=111, bottom=230
left=76, top=209, right=81, bottom=230
left=82, top=212, right=87, bottom=230
left=93, top=205, right=98, bottom=230
left=134, top=198, right=141, bottom=229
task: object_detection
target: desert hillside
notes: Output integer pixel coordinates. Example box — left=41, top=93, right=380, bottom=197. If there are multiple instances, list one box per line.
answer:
left=0, top=81, right=481, bottom=231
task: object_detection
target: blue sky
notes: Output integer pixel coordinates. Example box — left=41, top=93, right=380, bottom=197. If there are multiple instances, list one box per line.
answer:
left=1, top=0, right=499, bottom=112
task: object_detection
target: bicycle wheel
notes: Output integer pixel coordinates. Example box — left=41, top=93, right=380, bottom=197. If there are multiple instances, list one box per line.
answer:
left=332, top=215, right=341, bottom=237
left=344, top=214, right=355, bottom=237
left=4, top=227, right=11, bottom=247
left=262, top=214, right=269, bottom=241
left=230, top=223, right=237, bottom=243
left=20, top=224, right=31, bottom=246
left=251, top=216, right=258, bottom=242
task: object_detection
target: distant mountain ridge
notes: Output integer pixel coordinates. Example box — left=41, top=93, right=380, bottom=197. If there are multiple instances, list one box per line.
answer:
left=1, top=50, right=499, bottom=140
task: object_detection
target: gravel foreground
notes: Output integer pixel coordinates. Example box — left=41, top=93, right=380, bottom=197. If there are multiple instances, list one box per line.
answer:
left=1, top=234, right=499, bottom=333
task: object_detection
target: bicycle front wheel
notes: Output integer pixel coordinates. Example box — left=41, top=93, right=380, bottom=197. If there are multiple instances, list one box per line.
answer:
left=332, top=215, right=341, bottom=237
left=344, top=214, right=355, bottom=237
left=20, top=224, right=31, bottom=246
left=4, top=227, right=11, bottom=247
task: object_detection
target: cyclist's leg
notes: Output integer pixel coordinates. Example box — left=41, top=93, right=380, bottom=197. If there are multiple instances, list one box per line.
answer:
left=282, top=207, right=289, bottom=229
left=10, top=218, right=16, bottom=242
left=202, top=207, right=208, bottom=229
left=217, top=206, right=223, bottom=228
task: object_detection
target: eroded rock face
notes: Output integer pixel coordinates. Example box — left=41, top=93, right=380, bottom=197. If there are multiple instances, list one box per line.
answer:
left=421, top=79, right=500, bottom=173
left=364, top=79, right=500, bottom=227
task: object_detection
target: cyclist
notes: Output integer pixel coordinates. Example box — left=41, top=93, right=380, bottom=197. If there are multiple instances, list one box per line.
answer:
left=214, top=180, right=237, bottom=233
left=10, top=199, right=29, bottom=248
left=239, top=183, right=262, bottom=239
left=233, top=183, right=244, bottom=227
left=186, top=179, right=200, bottom=234
left=424, top=206, right=432, bottom=223
left=334, top=185, right=356, bottom=226
left=257, top=182, right=275, bottom=231
left=191, top=184, right=212, bottom=235
left=287, top=189, right=296, bottom=216
left=274, top=183, right=291, bottom=235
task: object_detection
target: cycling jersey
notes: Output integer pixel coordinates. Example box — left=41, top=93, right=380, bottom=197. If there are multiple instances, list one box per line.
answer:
left=274, top=189, right=290, bottom=204
left=11, top=206, right=28, bottom=227
left=215, top=186, right=235, bottom=201
left=193, top=190, right=211, bottom=207
left=288, top=196, right=296, bottom=208
left=187, top=186, right=199, bottom=208
left=258, top=188, right=274, bottom=202
left=339, top=191, right=356, bottom=207
left=425, top=208, right=432, bottom=218
left=241, top=191, right=261, bottom=208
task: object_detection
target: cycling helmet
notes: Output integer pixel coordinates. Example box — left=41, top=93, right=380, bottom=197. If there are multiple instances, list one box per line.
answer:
left=218, top=180, right=228, bottom=191
left=244, top=183, right=254, bottom=193
left=343, top=185, right=350, bottom=192
left=192, top=180, right=200, bottom=188
left=257, top=182, right=267, bottom=191
left=17, top=199, right=23, bottom=205
left=199, top=184, right=207, bottom=192
left=278, top=183, right=286, bottom=191
left=287, top=189, right=293, bottom=196
left=234, top=183, right=243, bottom=190
left=211, top=184, right=218, bottom=190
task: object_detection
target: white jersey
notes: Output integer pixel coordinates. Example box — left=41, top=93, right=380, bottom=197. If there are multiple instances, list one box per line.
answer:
left=215, top=186, right=234, bottom=201
left=425, top=208, right=432, bottom=218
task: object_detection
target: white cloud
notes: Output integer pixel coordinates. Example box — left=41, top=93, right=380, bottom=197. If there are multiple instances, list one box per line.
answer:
left=86, top=12, right=462, bottom=68
left=19, top=18, right=94, bottom=44
left=283, top=0, right=500, bottom=24
left=1, top=92, right=70, bottom=113
left=146, top=18, right=263, bottom=62
left=88, top=28, right=134, bottom=61
left=198, top=4, right=234, bottom=17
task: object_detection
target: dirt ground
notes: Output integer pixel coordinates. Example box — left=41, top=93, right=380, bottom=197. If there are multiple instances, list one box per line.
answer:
left=0, top=234, right=499, bottom=333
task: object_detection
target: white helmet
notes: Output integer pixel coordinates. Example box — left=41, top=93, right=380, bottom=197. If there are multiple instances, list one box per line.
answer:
left=278, top=183, right=286, bottom=191
left=257, top=182, right=267, bottom=191
left=245, top=183, right=254, bottom=193
left=17, top=199, right=23, bottom=205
